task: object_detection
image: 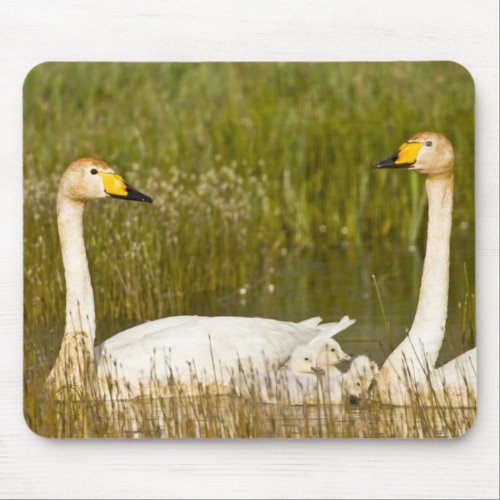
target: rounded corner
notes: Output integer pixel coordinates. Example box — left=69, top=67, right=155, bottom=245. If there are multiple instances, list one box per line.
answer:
left=452, top=405, right=478, bottom=440
left=443, top=60, right=475, bottom=93
left=23, top=61, right=54, bottom=95
left=23, top=403, right=54, bottom=439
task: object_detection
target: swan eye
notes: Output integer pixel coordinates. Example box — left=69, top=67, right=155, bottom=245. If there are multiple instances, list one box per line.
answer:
left=425, top=141, right=433, bottom=147
left=330, top=348, right=336, bottom=352
left=356, top=382, right=361, bottom=386
left=304, top=357, right=310, bottom=362
left=90, top=168, right=98, bottom=175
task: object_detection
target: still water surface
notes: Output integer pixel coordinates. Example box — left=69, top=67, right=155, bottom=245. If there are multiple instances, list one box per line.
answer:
left=182, top=230, right=475, bottom=370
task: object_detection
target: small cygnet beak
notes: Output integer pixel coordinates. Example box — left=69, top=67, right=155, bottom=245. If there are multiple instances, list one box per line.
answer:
left=349, top=395, right=360, bottom=405
left=341, top=352, right=352, bottom=362
left=311, top=366, right=326, bottom=376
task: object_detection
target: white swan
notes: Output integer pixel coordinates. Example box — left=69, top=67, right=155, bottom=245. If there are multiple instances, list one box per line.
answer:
left=342, top=355, right=379, bottom=403
left=281, top=315, right=355, bottom=376
left=290, top=345, right=326, bottom=377
left=234, top=319, right=355, bottom=403
left=48, top=158, right=350, bottom=398
left=261, top=347, right=378, bottom=405
left=307, top=337, right=351, bottom=377
left=373, top=131, right=476, bottom=406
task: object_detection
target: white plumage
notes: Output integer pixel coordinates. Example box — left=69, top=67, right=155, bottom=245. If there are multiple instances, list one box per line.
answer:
left=47, top=158, right=355, bottom=399
left=374, top=132, right=477, bottom=406
left=96, top=315, right=326, bottom=395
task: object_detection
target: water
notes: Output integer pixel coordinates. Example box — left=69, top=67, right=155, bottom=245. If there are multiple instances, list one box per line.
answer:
left=183, top=229, right=475, bottom=370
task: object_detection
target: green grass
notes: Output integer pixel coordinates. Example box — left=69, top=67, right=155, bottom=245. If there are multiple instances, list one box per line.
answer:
left=23, top=62, right=475, bottom=438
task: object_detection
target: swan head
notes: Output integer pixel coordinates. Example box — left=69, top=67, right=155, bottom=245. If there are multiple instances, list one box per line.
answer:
left=373, top=131, right=455, bottom=177
left=343, top=356, right=379, bottom=402
left=290, top=346, right=325, bottom=376
left=59, top=158, right=152, bottom=203
left=313, top=338, right=352, bottom=368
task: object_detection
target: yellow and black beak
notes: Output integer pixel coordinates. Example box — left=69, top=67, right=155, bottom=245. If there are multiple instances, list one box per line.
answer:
left=373, top=141, right=423, bottom=169
left=99, top=172, right=153, bottom=203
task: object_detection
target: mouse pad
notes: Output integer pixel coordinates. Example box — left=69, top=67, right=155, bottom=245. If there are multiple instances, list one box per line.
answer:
left=23, top=62, right=475, bottom=438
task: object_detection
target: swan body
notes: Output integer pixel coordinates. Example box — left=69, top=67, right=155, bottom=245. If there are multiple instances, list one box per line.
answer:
left=48, top=158, right=350, bottom=398
left=96, top=315, right=326, bottom=396
left=421, top=347, right=477, bottom=407
left=373, top=132, right=477, bottom=406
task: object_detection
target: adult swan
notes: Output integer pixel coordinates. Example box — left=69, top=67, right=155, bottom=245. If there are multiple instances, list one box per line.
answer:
left=373, top=132, right=476, bottom=407
left=48, top=158, right=351, bottom=398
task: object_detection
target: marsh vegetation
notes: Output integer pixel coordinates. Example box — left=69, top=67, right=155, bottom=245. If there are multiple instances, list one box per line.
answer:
left=24, top=62, right=475, bottom=438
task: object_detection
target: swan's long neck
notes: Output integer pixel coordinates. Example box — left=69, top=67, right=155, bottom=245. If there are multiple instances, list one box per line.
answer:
left=408, top=174, right=454, bottom=365
left=57, top=193, right=96, bottom=345
left=379, top=173, right=454, bottom=394
left=408, top=175, right=453, bottom=367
